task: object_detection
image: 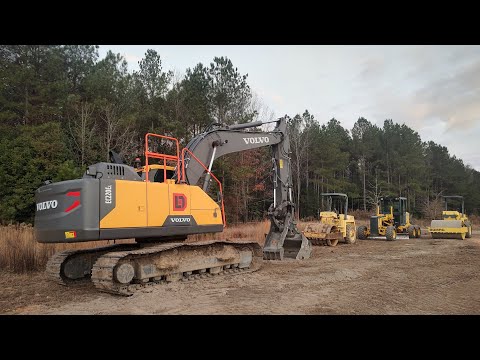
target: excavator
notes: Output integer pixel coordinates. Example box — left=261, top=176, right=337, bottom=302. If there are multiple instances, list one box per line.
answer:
left=34, top=118, right=312, bottom=295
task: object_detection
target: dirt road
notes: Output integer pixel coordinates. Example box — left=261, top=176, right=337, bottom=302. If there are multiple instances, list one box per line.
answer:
left=2, top=231, right=480, bottom=314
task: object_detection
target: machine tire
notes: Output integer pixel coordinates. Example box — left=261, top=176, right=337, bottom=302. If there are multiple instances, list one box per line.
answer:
left=465, top=221, right=472, bottom=238
left=345, top=224, right=356, bottom=244
left=326, top=239, right=339, bottom=247
left=415, top=226, right=421, bottom=238
left=357, top=225, right=368, bottom=240
left=386, top=226, right=396, bottom=241
left=407, top=225, right=415, bottom=238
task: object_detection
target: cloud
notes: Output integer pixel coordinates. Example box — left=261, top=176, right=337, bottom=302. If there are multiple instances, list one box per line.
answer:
left=358, top=56, right=385, bottom=81
left=101, top=45, right=480, bottom=170
left=412, top=59, right=480, bottom=131
left=123, top=53, right=142, bottom=66
left=349, top=48, right=480, bottom=169
left=271, top=94, right=285, bottom=105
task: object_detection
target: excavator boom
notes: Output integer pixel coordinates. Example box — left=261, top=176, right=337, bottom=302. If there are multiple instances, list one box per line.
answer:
left=182, top=118, right=311, bottom=260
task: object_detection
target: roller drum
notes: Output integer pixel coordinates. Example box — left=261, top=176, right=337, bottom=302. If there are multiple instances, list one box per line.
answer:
left=429, top=220, right=466, bottom=240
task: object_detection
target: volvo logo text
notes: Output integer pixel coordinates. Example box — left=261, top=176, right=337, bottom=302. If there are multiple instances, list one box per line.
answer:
left=170, top=217, right=191, bottom=223
left=36, top=200, right=58, bottom=211
left=242, top=136, right=270, bottom=145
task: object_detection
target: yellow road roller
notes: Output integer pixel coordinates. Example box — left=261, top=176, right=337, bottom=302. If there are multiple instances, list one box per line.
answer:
left=428, top=195, right=472, bottom=240
left=302, top=193, right=356, bottom=246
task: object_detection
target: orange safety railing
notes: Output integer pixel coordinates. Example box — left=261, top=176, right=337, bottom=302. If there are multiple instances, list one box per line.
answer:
left=144, top=133, right=180, bottom=183
left=181, top=148, right=226, bottom=227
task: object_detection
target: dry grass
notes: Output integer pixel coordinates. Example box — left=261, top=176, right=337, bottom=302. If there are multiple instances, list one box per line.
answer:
left=348, top=210, right=374, bottom=221
left=0, top=221, right=271, bottom=274
left=0, top=224, right=131, bottom=273
left=0, top=224, right=52, bottom=273
left=189, top=220, right=270, bottom=246
left=3, top=214, right=477, bottom=274
left=468, top=214, right=480, bottom=226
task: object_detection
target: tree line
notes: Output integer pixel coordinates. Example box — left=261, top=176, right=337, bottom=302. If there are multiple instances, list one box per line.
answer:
left=1, top=45, right=478, bottom=224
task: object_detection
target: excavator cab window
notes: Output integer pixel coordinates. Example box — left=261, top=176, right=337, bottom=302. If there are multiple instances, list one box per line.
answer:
left=135, top=166, right=175, bottom=183
left=153, top=169, right=175, bottom=183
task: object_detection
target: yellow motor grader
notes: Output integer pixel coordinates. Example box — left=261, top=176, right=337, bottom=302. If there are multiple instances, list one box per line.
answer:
left=428, top=195, right=472, bottom=240
left=302, top=193, right=356, bottom=246
left=357, top=196, right=421, bottom=241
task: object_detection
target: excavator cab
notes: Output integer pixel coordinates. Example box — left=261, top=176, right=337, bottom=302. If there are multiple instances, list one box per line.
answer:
left=135, top=164, right=175, bottom=183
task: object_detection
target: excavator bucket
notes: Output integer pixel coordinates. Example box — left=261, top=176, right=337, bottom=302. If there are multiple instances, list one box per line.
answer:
left=263, top=209, right=312, bottom=260
left=429, top=220, right=468, bottom=240
left=283, top=233, right=312, bottom=259
left=263, top=230, right=311, bottom=260
left=262, top=201, right=311, bottom=260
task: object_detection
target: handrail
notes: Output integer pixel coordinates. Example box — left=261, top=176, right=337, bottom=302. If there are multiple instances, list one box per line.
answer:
left=181, top=147, right=226, bottom=227
left=144, top=133, right=180, bottom=183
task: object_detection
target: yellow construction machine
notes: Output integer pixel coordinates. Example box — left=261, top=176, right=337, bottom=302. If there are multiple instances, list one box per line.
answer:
left=34, top=118, right=311, bottom=295
left=303, top=193, right=356, bottom=246
left=428, top=195, right=472, bottom=240
left=357, top=196, right=421, bottom=241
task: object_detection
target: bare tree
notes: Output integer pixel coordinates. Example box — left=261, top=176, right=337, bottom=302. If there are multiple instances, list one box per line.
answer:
left=366, top=167, right=382, bottom=209
left=99, top=103, right=138, bottom=163
left=249, top=92, right=276, bottom=124
left=289, top=112, right=314, bottom=219
left=421, top=190, right=445, bottom=220
left=67, top=101, right=96, bottom=167
left=170, top=68, right=185, bottom=87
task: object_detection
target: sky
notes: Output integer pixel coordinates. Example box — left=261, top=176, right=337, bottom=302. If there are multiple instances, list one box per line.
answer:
left=99, top=45, right=480, bottom=170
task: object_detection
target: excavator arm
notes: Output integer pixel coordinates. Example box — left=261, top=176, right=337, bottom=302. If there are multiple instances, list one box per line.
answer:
left=181, top=118, right=311, bottom=260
